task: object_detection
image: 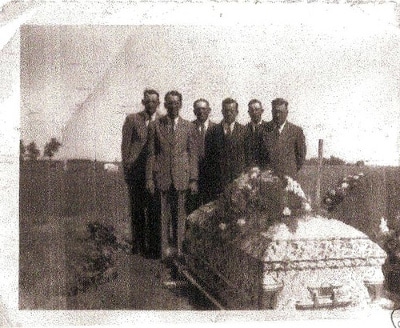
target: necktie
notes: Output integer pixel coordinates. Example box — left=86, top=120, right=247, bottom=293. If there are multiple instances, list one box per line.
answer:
left=171, top=120, right=175, bottom=134
left=275, top=125, right=280, bottom=138
left=226, top=124, right=232, bottom=136
left=200, top=123, right=205, bottom=138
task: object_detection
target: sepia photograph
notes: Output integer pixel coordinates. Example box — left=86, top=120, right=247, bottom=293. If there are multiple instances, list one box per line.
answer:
left=1, top=0, right=400, bottom=326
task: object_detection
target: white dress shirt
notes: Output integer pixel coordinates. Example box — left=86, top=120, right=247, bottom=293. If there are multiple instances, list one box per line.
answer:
left=223, top=121, right=235, bottom=135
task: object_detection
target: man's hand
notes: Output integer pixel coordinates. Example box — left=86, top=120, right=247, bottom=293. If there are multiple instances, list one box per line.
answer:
left=146, top=180, right=155, bottom=195
left=189, top=180, right=198, bottom=194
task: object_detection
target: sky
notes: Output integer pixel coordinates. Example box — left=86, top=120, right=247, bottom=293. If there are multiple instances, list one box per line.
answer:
left=20, top=6, right=400, bottom=165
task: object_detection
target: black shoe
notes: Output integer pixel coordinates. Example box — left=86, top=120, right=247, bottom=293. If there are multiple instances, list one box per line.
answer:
left=145, top=250, right=160, bottom=260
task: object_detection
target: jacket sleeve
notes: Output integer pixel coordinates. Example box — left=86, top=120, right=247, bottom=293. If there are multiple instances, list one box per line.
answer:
left=258, top=129, right=269, bottom=169
left=188, top=123, right=199, bottom=182
left=121, top=115, right=134, bottom=179
left=295, top=127, right=307, bottom=171
left=146, top=121, right=156, bottom=183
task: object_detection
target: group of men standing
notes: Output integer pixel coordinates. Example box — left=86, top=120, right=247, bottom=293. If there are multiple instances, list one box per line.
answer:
left=121, top=89, right=306, bottom=276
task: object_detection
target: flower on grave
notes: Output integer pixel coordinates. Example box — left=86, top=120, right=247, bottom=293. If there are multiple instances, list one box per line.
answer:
left=237, top=218, right=246, bottom=227
left=379, top=217, right=390, bottom=235
left=284, top=175, right=307, bottom=200
left=302, top=202, right=312, bottom=213
left=219, top=222, right=227, bottom=231
left=249, top=166, right=261, bottom=179
left=322, top=172, right=365, bottom=211
left=283, top=207, right=292, bottom=216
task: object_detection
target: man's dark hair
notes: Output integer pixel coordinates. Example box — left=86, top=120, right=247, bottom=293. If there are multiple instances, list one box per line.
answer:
left=271, top=98, right=288, bottom=109
left=143, top=89, right=159, bottom=99
left=164, top=90, right=182, bottom=103
left=193, top=98, right=210, bottom=109
left=248, top=99, right=262, bottom=107
left=222, top=97, right=238, bottom=109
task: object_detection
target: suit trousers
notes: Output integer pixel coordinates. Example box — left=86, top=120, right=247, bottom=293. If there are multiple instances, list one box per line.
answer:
left=160, top=185, right=186, bottom=261
left=127, top=182, right=160, bottom=256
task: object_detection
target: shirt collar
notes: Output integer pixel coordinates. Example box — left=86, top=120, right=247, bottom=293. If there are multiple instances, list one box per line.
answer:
left=197, top=119, right=209, bottom=131
left=222, top=121, right=235, bottom=134
left=251, top=121, right=262, bottom=131
left=279, top=121, right=286, bottom=133
left=167, top=116, right=179, bottom=126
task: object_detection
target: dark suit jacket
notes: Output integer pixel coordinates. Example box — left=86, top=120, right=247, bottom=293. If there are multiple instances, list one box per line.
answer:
left=244, top=120, right=268, bottom=168
left=260, top=120, right=306, bottom=179
left=146, top=115, right=198, bottom=192
left=205, top=122, right=246, bottom=198
left=192, top=119, right=216, bottom=195
left=121, top=111, right=157, bottom=183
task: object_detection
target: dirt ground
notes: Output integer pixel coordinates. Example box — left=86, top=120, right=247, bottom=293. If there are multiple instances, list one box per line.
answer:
left=19, top=215, right=212, bottom=310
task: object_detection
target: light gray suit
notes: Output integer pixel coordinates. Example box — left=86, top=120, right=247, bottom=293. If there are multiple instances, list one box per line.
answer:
left=146, top=115, right=198, bottom=259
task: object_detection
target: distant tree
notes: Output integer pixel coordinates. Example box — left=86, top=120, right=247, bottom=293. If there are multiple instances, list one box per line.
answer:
left=356, top=160, right=365, bottom=167
left=304, top=157, right=321, bottom=165
left=26, top=141, right=40, bottom=161
left=20, top=139, right=26, bottom=162
left=44, top=138, right=62, bottom=159
left=304, top=156, right=347, bottom=165
left=327, top=155, right=346, bottom=165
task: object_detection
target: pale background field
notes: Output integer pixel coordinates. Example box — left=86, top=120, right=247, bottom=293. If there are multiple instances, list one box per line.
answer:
left=1, top=0, right=399, bottom=326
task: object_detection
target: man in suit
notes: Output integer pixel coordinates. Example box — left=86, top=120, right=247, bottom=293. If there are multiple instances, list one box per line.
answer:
left=186, top=98, right=216, bottom=213
left=205, top=98, right=246, bottom=200
left=121, top=89, right=160, bottom=258
left=146, top=90, right=198, bottom=264
left=244, top=99, right=268, bottom=168
left=260, top=98, right=306, bottom=179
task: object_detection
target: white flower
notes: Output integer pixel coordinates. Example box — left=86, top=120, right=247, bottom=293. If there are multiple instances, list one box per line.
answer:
left=341, top=182, right=349, bottom=189
left=353, top=175, right=360, bottom=180
left=237, top=218, right=246, bottom=226
left=358, top=172, right=364, bottom=177
left=283, top=207, right=291, bottom=216
left=325, top=198, right=332, bottom=204
left=379, top=217, right=389, bottom=234
left=302, top=202, right=312, bottom=212
left=250, top=172, right=258, bottom=179
left=329, top=189, right=336, bottom=196
left=219, top=223, right=227, bottom=231
left=250, top=167, right=260, bottom=175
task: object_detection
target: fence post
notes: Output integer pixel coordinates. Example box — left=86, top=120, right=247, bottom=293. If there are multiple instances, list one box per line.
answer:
left=315, top=139, right=324, bottom=211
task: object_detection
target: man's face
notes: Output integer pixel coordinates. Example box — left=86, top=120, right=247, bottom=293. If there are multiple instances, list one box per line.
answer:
left=164, top=94, right=182, bottom=119
left=248, top=102, right=264, bottom=124
left=222, top=102, right=238, bottom=125
left=272, top=103, right=288, bottom=127
left=142, top=93, right=159, bottom=116
left=193, top=101, right=211, bottom=123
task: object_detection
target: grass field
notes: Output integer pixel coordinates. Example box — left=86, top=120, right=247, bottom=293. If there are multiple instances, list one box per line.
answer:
left=19, top=160, right=400, bottom=309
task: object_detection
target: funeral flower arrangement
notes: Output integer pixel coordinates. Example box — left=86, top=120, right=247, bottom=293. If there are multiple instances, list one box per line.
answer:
left=322, top=172, right=365, bottom=212
left=214, top=167, right=312, bottom=238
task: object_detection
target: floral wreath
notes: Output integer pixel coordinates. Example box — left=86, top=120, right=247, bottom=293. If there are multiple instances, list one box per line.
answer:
left=322, top=172, right=365, bottom=212
left=215, top=167, right=312, bottom=237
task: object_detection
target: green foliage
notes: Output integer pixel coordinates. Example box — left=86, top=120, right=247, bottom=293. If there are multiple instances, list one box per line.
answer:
left=20, top=140, right=26, bottom=162
left=44, top=138, right=62, bottom=159
left=26, top=141, right=40, bottom=161
left=305, top=155, right=347, bottom=165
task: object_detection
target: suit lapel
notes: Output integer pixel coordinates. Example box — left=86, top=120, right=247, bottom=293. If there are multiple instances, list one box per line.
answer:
left=279, top=122, right=290, bottom=143
left=174, top=117, right=185, bottom=144
left=137, top=111, right=148, bottom=139
left=159, top=116, right=175, bottom=145
left=231, top=122, right=241, bottom=138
